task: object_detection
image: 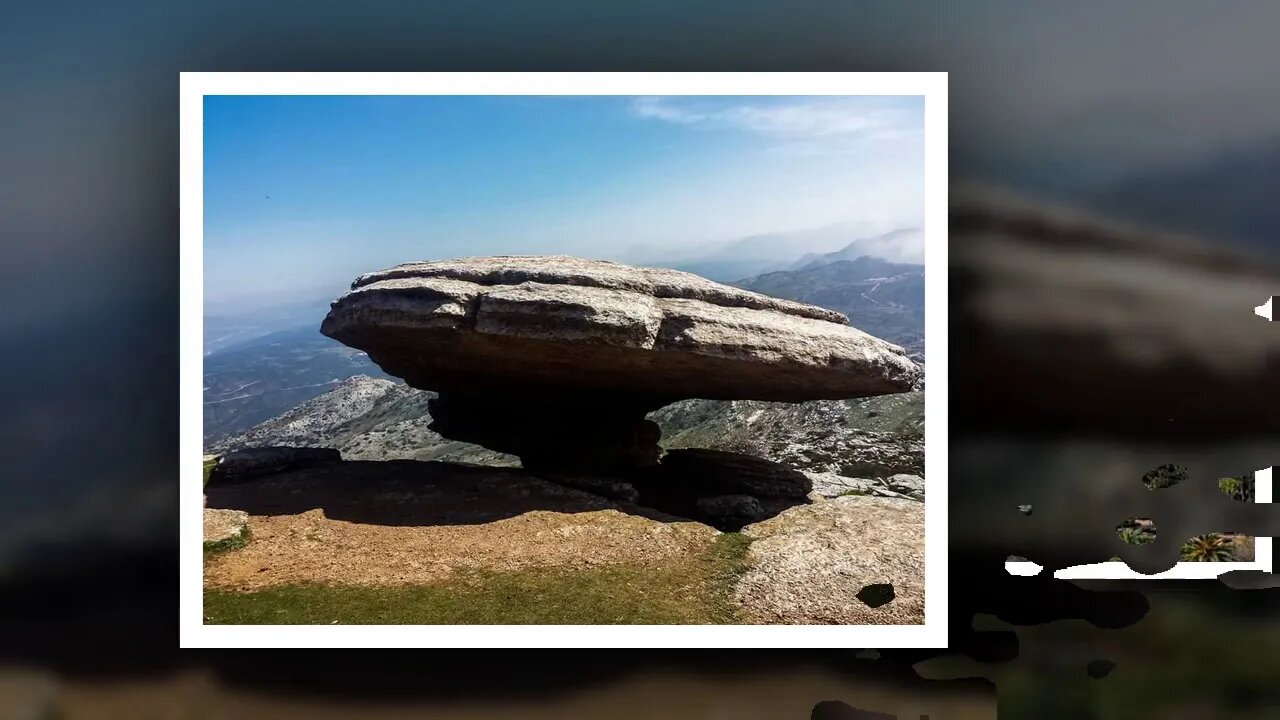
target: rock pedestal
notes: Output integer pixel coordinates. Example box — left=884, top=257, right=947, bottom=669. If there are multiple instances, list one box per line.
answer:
left=426, top=390, right=662, bottom=474
left=322, top=256, right=920, bottom=473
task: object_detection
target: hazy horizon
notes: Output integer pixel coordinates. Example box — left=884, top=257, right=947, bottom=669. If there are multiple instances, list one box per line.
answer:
left=204, top=95, right=925, bottom=312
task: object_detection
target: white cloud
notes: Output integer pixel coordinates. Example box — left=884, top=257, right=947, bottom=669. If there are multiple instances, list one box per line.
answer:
left=631, top=96, right=920, bottom=149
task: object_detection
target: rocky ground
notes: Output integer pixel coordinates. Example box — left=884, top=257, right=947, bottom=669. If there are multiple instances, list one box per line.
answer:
left=203, top=453, right=925, bottom=624
left=735, top=496, right=924, bottom=624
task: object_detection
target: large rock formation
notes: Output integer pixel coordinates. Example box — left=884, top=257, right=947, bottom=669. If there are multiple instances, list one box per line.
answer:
left=321, top=256, right=920, bottom=473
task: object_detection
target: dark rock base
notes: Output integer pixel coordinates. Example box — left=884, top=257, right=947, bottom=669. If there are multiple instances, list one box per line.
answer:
left=427, top=390, right=663, bottom=474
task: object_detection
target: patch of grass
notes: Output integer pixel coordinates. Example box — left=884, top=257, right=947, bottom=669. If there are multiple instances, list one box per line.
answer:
left=837, top=488, right=871, bottom=497
left=203, top=526, right=250, bottom=555
left=202, top=455, right=219, bottom=486
left=205, top=532, right=755, bottom=625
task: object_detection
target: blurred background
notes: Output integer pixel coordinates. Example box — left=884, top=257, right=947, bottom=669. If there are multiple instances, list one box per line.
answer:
left=1, top=1, right=1278, bottom=718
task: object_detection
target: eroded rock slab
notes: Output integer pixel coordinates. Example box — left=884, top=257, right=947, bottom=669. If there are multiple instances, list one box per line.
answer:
left=322, top=256, right=920, bottom=472
left=734, top=495, right=924, bottom=624
left=322, top=256, right=918, bottom=402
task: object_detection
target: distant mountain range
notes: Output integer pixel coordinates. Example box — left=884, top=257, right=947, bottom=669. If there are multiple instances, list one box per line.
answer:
left=203, top=325, right=388, bottom=442
left=790, top=228, right=924, bottom=269
left=209, top=375, right=515, bottom=466
left=657, top=224, right=923, bottom=281
left=734, top=256, right=924, bottom=362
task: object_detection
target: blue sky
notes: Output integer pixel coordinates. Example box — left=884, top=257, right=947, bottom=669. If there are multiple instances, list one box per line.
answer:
left=204, top=95, right=924, bottom=310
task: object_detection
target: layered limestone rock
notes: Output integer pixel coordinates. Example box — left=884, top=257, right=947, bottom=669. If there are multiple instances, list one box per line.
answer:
left=322, top=256, right=920, bottom=472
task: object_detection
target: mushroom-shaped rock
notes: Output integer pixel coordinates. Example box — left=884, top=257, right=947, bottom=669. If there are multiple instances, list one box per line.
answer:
left=322, top=256, right=920, bottom=472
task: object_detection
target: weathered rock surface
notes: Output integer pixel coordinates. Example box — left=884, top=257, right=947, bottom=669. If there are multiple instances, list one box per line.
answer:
left=209, top=446, right=342, bottom=485
left=202, top=508, right=249, bottom=545
left=804, top=472, right=879, bottom=499
left=884, top=474, right=925, bottom=500
left=734, top=495, right=924, bottom=624
left=321, top=256, right=920, bottom=471
left=322, top=256, right=917, bottom=401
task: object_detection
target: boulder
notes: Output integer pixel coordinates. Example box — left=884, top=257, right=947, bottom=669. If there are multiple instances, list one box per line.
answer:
left=624, top=449, right=813, bottom=530
left=655, top=448, right=812, bottom=499
left=804, top=471, right=879, bottom=499
left=321, top=256, right=920, bottom=472
left=203, top=508, right=249, bottom=546
left=884, top=473, right=925, bottom=500
left=208, top=446, right=341, bottom=485
left=734, top=495, right=924, bottom=624
left=695, top=494, right=766, bottom=526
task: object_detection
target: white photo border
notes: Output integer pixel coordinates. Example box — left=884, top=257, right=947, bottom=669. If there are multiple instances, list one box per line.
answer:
left=180, top=72, right=949, bottom=648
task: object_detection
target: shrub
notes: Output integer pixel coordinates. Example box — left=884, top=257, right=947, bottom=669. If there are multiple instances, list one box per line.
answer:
left=1117, top=525, right=1155, bottom=546
left=1142, top=464, right=1188, bottom=490
left=1217, top=476, right=1255, bottom=503
left=1179, top=534, right=1236, bottom=562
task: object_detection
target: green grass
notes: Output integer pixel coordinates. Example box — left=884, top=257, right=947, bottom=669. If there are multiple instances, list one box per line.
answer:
left=204, top=532, right=754, bottom=625
left=202, top=455, right=219, bottom=486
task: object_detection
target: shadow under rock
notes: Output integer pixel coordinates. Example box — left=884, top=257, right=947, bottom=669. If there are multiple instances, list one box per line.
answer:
left=205, top=450, right=815, bottom=531
left=204, top=459, right=679, bottom=527
left=630, top=448, right=814, bottom=531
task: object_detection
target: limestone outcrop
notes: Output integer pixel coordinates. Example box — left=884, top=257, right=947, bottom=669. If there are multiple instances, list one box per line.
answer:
left=734, top=495, right=925, bottom=624
left=322, top=256, right=920, bottom=472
